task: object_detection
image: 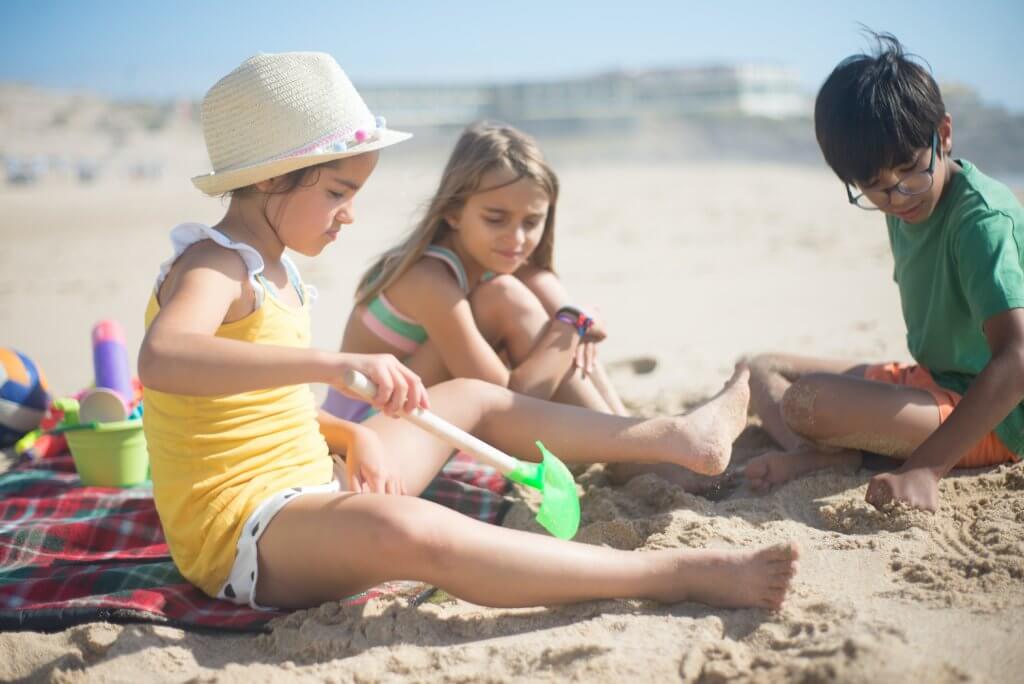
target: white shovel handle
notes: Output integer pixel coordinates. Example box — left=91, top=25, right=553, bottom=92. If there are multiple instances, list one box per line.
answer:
left=341, top=369, right=520, bottom=474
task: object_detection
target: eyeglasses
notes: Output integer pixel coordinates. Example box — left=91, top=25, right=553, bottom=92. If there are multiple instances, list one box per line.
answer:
left=846, top=132, right=938, bottom=211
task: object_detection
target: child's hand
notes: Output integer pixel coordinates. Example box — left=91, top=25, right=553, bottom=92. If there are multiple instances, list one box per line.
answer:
left=582, top=313, right=608, bottom=343
left=334, top=430, right=405, bottom=495
left=574, top=311, right=607, bottom=378
left=575, top=341, right=598, bottom=378
left=334, top=353, right=430, bottom=417
left=865, top=467, right=940, bottom=512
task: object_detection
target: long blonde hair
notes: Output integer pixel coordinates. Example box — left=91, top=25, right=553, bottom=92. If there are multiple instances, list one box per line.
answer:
left=355, top=121, right=559, bottom=306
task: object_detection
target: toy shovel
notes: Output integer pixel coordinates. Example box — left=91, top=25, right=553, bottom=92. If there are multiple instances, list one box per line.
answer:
left=342, top=369, right=581, bottom=539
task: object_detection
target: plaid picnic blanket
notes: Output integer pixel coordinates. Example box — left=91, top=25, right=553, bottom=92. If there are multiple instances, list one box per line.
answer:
left=0, top=451, right=510, bottom=632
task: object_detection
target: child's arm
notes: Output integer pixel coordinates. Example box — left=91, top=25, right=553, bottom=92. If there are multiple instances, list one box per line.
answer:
left=515, top=264, right=608, bottom=376
left=515, top=264, right=568, bottom=314
left=140, top=243, right=427, bottom=415
left=866, top=308, right=1024, bottom=511
left=394, top=261, right=581, bottom=399
left=316, top=409, right=363, bottom=454
left=317, top=410, right=402, bottom=494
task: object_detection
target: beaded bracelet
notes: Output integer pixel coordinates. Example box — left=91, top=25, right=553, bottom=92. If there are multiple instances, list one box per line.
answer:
left=554, top=305, right=594, bottom=338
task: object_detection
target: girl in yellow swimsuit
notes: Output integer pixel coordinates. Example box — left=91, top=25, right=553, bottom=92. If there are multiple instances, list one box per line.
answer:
left=141, top=51, right=797, bottom=611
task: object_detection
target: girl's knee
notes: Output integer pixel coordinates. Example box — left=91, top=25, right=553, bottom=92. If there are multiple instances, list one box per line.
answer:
left=470, top=276, right=546, bottom=348
left=363, top=500, right=451, bottom=568
left=469, top=275, right=541, bottom=317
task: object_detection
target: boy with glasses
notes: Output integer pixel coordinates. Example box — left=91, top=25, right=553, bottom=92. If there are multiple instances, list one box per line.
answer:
left=743, top=32, right=1024, bottom=512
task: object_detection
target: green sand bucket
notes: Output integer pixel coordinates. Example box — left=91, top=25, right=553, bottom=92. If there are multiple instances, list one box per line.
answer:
left=65, top=419, right=150, bottom=488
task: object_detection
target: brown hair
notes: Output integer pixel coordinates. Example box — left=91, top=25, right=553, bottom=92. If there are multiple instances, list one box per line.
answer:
left=355, top=121, right=559, bottom=306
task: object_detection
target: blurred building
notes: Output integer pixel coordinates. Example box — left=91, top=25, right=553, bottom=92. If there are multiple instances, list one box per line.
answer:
left=361, top=64, right=809, bottom=132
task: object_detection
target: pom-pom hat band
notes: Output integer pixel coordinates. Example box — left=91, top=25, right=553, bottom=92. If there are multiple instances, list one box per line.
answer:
left=191, top=52, right=411, bottom=195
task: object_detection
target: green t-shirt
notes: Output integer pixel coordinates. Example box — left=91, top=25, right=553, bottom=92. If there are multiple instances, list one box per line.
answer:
left=887, top=160, right=1024, bottom=455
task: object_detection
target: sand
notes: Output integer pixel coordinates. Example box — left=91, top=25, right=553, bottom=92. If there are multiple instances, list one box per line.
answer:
left=2, top=101, right=1024, bottom=682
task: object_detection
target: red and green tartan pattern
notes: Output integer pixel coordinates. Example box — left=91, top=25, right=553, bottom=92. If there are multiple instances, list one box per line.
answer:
left=0, top=452, right=510, bottom=632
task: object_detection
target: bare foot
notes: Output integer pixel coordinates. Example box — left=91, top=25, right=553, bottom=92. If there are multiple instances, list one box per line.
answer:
left=650, top=541, right=800, bottom=609
left=666, top=363, right=751, bottom=476
left=745, top=446, right=861, bottom=491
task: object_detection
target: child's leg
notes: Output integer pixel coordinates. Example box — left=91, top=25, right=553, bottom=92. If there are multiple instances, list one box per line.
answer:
left=588, top=361, right=629, bottom=415
left=364, top=367, right=751, bottom=495
left=469, top=275, right=620, bottom=415
left=255, top=490, right=799, bottom=610
left=468, top=276, right=736, bottom=488
left=744, top=358, right=942, bottom=488
left=748, top=353, right=867, bottom=450
left=555, top=360, right=629, bottom=416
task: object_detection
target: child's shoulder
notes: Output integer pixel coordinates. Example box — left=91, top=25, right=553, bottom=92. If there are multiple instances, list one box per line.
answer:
left=939, top=165, right=1024, bottom=279
left=155, top=237, right=252, bottom=311
left=386, top=253, right=466, bottom=306
left=161, top=223, right=263, bottom=286
left=175, top=238, right=251, bottom=280
left=949, top=162, right=1024, bottom=229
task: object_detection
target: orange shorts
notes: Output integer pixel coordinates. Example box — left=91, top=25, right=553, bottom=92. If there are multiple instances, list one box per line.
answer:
left=864, top=362, right=1019, bottom=468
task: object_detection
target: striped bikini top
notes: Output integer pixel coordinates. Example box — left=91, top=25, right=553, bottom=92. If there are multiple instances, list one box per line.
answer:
left=360, top=245, right=489, bottom=355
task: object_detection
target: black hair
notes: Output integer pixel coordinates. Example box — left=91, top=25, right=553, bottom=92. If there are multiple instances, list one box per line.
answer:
left=814, top=30, right=946, bottom=185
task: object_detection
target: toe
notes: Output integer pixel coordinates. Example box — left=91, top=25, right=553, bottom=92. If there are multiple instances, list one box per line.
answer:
left=762, top=541, right=799, bottom=563
left=734, top=364, right=750, bottom=384
left=722, top=362, right=750, bottom=389
left=767, top=587, right=788, bottom=607
left=774, top=541, right=800, bottom=562
left=744, top=458, right=768, bottom=481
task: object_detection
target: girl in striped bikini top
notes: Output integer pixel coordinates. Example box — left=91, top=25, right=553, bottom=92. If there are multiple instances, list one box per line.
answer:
left=323, top=121, right=629, bottom=424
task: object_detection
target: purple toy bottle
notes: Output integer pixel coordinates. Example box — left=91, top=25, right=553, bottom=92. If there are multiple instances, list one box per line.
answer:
left=91, top=320, right=132, bottom=404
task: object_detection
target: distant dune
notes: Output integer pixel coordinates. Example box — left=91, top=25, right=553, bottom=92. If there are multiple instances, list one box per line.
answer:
left=3, top=82, right=1022, bottom=189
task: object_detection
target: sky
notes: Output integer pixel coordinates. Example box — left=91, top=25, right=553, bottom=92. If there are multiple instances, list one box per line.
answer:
left=2, top=0, right=1023, bottom=112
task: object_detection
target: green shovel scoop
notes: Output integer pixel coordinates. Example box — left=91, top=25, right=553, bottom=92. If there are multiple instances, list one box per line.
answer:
left=342, top=369, right=581, bottom=539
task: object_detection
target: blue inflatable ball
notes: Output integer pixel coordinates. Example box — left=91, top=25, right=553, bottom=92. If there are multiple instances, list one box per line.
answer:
left=0, top=348, right=51, bottom=447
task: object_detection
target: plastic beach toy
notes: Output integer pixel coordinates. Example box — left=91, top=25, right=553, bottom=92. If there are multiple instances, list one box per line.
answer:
left=342, top=369, right=581, bottom=539
left=63, top=418, right=149, bottom=487
left=92, top=320, right=133, bottom=404
left=51, top=394, right=149, bottom=488
left=79, top=387, right=129, bottom=423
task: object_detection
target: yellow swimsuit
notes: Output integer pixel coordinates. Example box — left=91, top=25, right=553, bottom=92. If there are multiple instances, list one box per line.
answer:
left=142, top=223, right=333, bottom=597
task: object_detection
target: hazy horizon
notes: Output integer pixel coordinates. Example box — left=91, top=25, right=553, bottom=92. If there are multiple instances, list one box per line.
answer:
left=1, top=0, right=1022, bottom=113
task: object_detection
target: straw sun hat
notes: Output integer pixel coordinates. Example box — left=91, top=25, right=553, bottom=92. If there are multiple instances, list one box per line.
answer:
left=191, top=52, right=411, bottom=195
